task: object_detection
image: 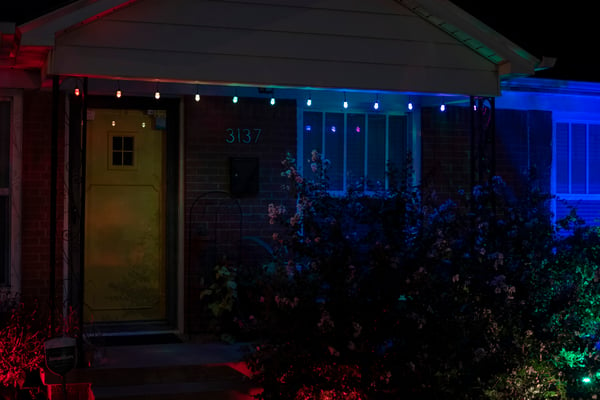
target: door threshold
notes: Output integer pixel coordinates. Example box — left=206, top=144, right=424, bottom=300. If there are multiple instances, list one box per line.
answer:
left=84, top=321, right=182, bottom=346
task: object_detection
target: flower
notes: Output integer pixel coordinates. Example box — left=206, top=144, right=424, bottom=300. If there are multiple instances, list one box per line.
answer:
left=268, top=203, right=287, bottom=224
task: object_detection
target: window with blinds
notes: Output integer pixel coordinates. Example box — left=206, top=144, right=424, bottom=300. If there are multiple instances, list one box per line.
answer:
left=555, top=121, right=600, bottom=225
left=556, top=122, right=600, bottom=195
left=301, top=111, right=408, bottom=192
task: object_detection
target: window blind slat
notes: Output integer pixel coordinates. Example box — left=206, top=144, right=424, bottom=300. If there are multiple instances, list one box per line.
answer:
left=556, top=122, right=570, bottom=193
left=589, top=125, right=600, bottom=193
left=571, top=123, right=587, bottom=194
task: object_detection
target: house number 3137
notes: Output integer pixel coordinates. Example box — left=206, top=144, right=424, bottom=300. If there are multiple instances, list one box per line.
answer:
left=225, top=128, right=262, bottom=144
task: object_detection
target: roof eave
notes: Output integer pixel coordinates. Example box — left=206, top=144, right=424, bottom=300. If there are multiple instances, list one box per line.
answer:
left=18, top=0, right=137, bottom=47
left=399, top=0, right=541, bottom=79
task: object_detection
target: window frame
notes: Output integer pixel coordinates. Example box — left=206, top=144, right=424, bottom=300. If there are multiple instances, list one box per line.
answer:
left=109, top=134, right=136, bottom=168
left=298, top=107, right=412, bottom=195
left=0, top=91, right=22, bottom=293
left=554, top=114, right=600, bottom=200
left=552, top=113, right=600, bottom=226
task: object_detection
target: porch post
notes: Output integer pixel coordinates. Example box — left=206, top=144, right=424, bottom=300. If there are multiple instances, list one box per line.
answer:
left=78, top=77, right=88, bottom=363
left=50, top=75, right=59, bottom=332
left=469, top=96, right=496, bottom=187
left=469, top=96, right=475, bottom=192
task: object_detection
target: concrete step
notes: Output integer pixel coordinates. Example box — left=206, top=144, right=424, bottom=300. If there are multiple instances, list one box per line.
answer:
left=92, top=381, right=258, bottom=400
left=43, top=343, right=261, bottom=400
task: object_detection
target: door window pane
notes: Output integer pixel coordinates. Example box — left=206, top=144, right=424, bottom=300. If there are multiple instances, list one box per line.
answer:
left=111, top=136, right=135, bottom=166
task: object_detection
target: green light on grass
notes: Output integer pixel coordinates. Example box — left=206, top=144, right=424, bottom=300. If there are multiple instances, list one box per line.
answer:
left=582, top=376, right=592, bottom=384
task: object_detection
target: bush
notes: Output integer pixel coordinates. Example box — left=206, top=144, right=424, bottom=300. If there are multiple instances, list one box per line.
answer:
left=0, top=298, right=45, bottom=390
left=1, top=294, right=80, bottom=396
left=211, top=151, right=600, bottom=399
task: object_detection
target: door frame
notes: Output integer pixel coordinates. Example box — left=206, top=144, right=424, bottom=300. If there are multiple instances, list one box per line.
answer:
left=69, top=94, right=180, bottom=333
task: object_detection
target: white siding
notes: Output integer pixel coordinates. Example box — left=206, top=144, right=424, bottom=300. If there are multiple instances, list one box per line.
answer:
left=50, top=0, right=499, bottom=95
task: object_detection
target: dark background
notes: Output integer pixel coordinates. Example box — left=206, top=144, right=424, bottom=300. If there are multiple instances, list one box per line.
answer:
left=1, top=1, right=592, bottom=82
left=451, top=1, right=591, bottom=82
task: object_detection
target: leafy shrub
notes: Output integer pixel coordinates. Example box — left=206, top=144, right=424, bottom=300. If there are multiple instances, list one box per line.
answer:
left=0, top=299, right=45, bottom=389
left=1, top=294, right=80, bottom=393
left=210, top=151, right=600, bottom=399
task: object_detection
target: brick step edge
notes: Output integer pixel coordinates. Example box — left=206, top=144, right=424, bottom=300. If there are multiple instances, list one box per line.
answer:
left=92, top=382, right=262, bottom=400
left=43, top=362, right=253, bottom=387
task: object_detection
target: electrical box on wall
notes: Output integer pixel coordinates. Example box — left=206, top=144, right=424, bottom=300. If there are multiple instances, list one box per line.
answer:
left=230, top=157, right=259, bottom=197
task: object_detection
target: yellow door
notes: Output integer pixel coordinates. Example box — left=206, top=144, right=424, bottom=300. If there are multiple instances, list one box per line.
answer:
left=84, top=108, right=166, bottom=322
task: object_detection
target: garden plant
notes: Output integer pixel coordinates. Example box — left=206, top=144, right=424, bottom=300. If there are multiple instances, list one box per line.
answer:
left=203, top=150, right=600, bottom=399
left=0, top=294, right=80, bottom=400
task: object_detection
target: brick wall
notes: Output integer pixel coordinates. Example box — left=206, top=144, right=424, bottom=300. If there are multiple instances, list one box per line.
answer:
left=21, top=90, right=65, bottom=311
left=18, top=90, right=553, bottom=333
left=421, top=105, right=552, bottom=203
left=184, top=95, right=297, bottom=332
left=421, top=106, right=472, bottom=201
left=495, top=109, right=552, bottom=197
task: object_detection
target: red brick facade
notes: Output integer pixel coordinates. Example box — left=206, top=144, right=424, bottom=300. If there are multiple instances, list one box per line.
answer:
left=421, top=106, right=472, bottom=200
left=16, top=93, right=551, bottom=332
left=421, top=105, right=551, bottom=203
left=183, top=95, right=297, bottom=332
left=20, top=90, right=65, bottom=308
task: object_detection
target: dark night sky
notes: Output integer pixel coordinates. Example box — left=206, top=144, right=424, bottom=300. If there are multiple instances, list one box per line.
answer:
left=2, top=0, right=73, bottom=25
left=1, top=1, right=592, bottom=82
left=451, top=1, right=592, bottom=82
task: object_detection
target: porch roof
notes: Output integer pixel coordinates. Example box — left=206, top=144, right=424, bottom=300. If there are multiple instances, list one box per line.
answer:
left=2, top=0, right=548, bottom=96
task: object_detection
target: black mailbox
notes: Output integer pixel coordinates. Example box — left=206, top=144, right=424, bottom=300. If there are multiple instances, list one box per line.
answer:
left=44, top=337, right=77, bottom=376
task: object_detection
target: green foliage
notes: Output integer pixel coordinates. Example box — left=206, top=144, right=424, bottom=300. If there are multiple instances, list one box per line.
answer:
left=200, top=263, right=238, bottom=318
left=199, top=261, right=240, bottom=342
left=555, top=348, right=587, bottom=369
left=484, top=360, right=566, bottom=400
